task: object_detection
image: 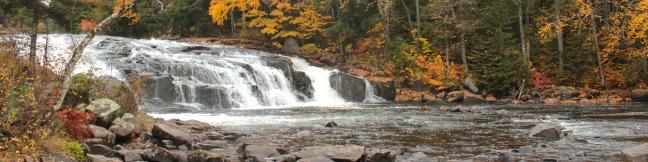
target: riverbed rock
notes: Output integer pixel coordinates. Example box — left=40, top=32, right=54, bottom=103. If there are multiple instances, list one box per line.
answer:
left=195, top=140, right=228, bottom=150
left=89, top=125, right=116, bottom=146
left=86, top=98, right=123, bottom=127
left=528, top=123, right=566, bottom=139
left=463, top=91, right=486, bottom=103
left=293, top=145, right=365, bottom=162
left=86, top=154, right=122, bottom=162
left=195, top=85, right=233, bottom=109
left=152, top=120, right=208, bottom=147
left=557, top=86, right=580, bottom=99
left=622, top=143, right=648, bottom=162
left=142, top=147, right=177, bottom=162
left=39, top=153, right=75, bottom=162
left=296, top=156, right=334, bottom=162
left=365, top=148, right=396, bottom=162
left=240, top=145, right=284, bottom=162
left=324, top=121, right=338, bottom=128
left=144, top=75, right=178, bottom=104
left=182, top=46, right=210, bottom=52
left=630, top=89, right=648, bottom=102
left=447, top=91, right=464, bottom=103
left=264, top=56, right=294, bottom=78
left=109, top=115, right=136, bottom=143
left=117, top=149, right=145, bottom=162
left=188, top=150, right=225, bottom=162
left=87, top=144, right=120, bottom=158
left=330, top=72, right=367, bottom=102
left=371, top=81, right=396, bottom=101
left=293, top=71, right=313, bottom=99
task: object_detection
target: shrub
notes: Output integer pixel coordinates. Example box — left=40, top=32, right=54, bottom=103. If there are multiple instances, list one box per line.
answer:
left=40, top=137, right=85, bottom=161
left=300, top=43, right=320, bottom=54
left=57, top=108, right=96, bottom=140
left=133, top=113, right=154, bottom=133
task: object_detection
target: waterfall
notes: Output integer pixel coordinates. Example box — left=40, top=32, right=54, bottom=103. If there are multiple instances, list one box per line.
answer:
left=6, top=34, right=387, bottom=110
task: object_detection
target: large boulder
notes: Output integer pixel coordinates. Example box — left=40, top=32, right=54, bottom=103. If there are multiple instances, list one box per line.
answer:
left=117, top=149, right=145, bottom=162
left=240, top=145, right=284, bottom=162
left=89, top=125, right=116, bottom=146
left=296, top=157, right=334, bottom=162
left=195, top=85, right=232, bottom=109
left=283, top=38, right=300, bottom=54
left=330, top=72, right=366, bottom=102
left=142, top=147, right=177, bottom=162
left=371, top=81, right=396, bottom=101
left=292, top=145, right=365, bottom=162
left=528, top=123, right=567, bottom=139
left=622, top=143, right=648, bottom=162
left=152, top=120, right=208, bottom=147
left=630, top=89, right=648, bottom=102
left=108, top=113, right=136, bottom=143
left=86, top=144, right=120, bottom=158
left=86, top=154, right=122, bottom=162
left=85, top=98, right=123, bottom=127
left=188, top=150, right=225, bottom=162
left=293, top=71, right=313, bottom=100
left=264, top=56, right=294, bottom=79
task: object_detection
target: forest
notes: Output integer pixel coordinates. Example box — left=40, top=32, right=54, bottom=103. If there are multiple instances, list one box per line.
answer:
left=0, top=0, right=648, bottom=161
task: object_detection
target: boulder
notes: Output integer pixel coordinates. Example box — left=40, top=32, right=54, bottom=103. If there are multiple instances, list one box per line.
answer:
left=330, top=72, right=366, bottom=102
left=86, top=154, right=122, bottom=162
left=117, top=149, right=145, bottom=162
left=152, top=121, right=208, bottom=147
left=142, top=147, right=177, bottom=162
left=87, top=144, right=120, bottom=158
left=297, top=157, right=334, bottom=162
left=182, top=46, right=210, bottom=52
left=293, top=145, right=365, bottom=162
left=621, top=143, right=648, bottom=162
left=109, top=114, right=136, bottom=143
left=188, top=150, right=225, bottom=162
left=86, top=98, right=123, bottom=127
left=195, top=85, right=232, bottom=109
left=557, top=86, right=580, bottom=99
left=39, top=153, right=75, bottom=162
left=89, top=125, right=116, bottom=146
left=543, top=98, right=560, bottom=105
left=463, top=91, right=486, bottom=103
left=195, top=140, right=228, bottom=150
left=293, top=71, right=313, bottom=100
left=170, top=119, right=219, bottom=132
left=630, top=89, right=648, bottom=102
left=447, top=91, right=464, bottom=103
left=365, top=148, right=396, bottom=162
left=264, top=56, right=294, bottom=79
left=170, top=150, right=189, bottom=162
left=371, top=81, right=396, bottom=101
left=324, top=121, right=338, bottom=128
left=283, top=38, right=300, bottom=54
left=240, top=145, right=284, bottom=162
left=528, top=123, right=566, bottom=139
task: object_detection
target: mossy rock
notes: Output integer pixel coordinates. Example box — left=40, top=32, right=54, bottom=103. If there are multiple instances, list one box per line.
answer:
left=86, top=98, right=123, bottom=127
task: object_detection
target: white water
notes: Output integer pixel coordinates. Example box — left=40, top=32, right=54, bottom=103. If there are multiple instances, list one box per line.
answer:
left=6, top=34, right=385, bottom=109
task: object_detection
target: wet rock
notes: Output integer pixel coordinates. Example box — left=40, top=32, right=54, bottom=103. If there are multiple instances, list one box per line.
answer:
left=365, top=148, right=396, bottom=162
left=264, top=56, right=294, bottom=78
left=394, top=152, right=435, bottom=162
left=87, top=144, right=120, bottom=158
left=86, top=98, right=123, bottom=127
left=447, top=91, right=464, bottom=102
left=330, top=72, right=367, bottom=102
left=293, top=71, right=313, bottom=99
left=86, top=154, right=122, bottom=162
left=371, top=81, right=396, bottom=101
left=223, top=135, right=239, bottom=141
left=622, top=143, right=648, bottom=162
left=436, top=92, right=447, bottom=100
left=142, top=147, right=177, bottom=162
left=195, top=140, right=228, bottom=150
left=195, top=85, right=232, bottom=109
left=144, top=75, right=178, bottom=104
left=182, top=46, right=210, bottom=52
left=240, top=145, right=284, bottom=162
left=160, top=140, right=177, bottom=150
left=293, top=145, right=365, bottom=162
left=152, top=120, right=208, bottom=147
left=324, top=121, right=338, bottom=128
left=630, top=89, right=648, bottom=102
left=89, top=125, right=116, bottom=146
left=556, top=86, right=580, bottom=99
left=170, top=119, right=218, bottom=132
left=188, top=150, right=225, bottom=162
left=463, top=91, right=486, bottom=103
left=296, top=157, right=334, bottom=162
left=528, top=123, right=566, bottom=139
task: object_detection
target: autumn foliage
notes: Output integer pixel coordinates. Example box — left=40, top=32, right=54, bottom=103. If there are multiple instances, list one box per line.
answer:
left=57, top=108, right=96, bottom=140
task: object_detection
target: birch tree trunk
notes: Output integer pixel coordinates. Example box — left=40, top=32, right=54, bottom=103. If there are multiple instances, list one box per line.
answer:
left=554, top=0, right=565, bottom=74
left=515, top=0, right=528, bottom=63
left=399, top=0, right=413, bottom=29
left=52, top=0, right=144, bottom=112
left=591, top=12, right=605, bottom=87
left=415, top=0, right=421, bottom=33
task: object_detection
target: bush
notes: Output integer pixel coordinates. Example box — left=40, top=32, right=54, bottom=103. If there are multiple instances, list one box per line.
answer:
left=40, top=137, right=85, bottom=161
left=57, top=108, right=96, bottom=140
left=300, top=43, right=320, bottom=54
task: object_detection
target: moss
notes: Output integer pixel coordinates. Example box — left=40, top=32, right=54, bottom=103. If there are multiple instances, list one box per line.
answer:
left=65, top=141, right=85, bottom=161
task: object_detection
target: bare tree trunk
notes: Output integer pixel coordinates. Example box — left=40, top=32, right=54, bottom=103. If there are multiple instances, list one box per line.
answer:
left=29, top=9, right=39, bottom=75
left=591, top=12, right=605, bottom=87
left=515, top=0, right=528, bottom=63
left=399, top=0, right=413, bottom=29
left=415, top=0, right=421, bottom=33
left=52, top=0, right=144, bottom=112
left=554, top=0, right=565, bottom=74
left=230, top=11, right=236, bottom=35
left=460, top=33, right=469, bottom=73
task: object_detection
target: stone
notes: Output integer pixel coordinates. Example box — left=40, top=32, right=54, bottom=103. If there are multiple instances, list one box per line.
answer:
left=264, top=56, right=294, bottom=78
left=170, top=150, right=189, bottom=162
left=296, top=157, right=334, bottom=162
left=421, top=95, right=438, bottom=103
left=622, top=143, right=648, bottom=162
left=436, top=92, right=447, bottom=99
left=108, top=117, right=136, bottom=143
left=188, top=150, right=225, bottom=162
left=486, top=96, right=497, bottom=102
left=240, top=145, right=284, bottom=162
left=557, top=86, right=580, bottom=99
left=39, top=153, right=75, bottom=162
left=195, top=140, right=228, bottom=150
left=195, top=85, right=232, bottom=109
left=447, top=91, right=464, bottom=103
left=329, top=72, right=367, bottom=102
left=463, top=91, right=486, bottom=103
left=142, top=147, right=177, bottom=162
left=293, top=71, right=314, bottom=99
left=223, top=135, right=239, bottom=141
left=528, top=123, right=565, bottom=139
left=89, top=125, right=116, bottom=146
left=86, top=98, right=123, bottom=127
left=117, top=149, right=145, bottom=162
left=143, top=75, right=178, bottom=104
left=86, top=154, right=123, bottom=162
left=152, top=120, right=208, bottom=146
left=365, top=148, right=396, bottom=162
left=630, top=89, right=648, bottom=102
left=324, top=121, right=338, bottom=128
left=283, top=38, right=300, bottom=54
left=161, top=140, right=178, bottom=150
left=293, top=145, right=365, bottom=162
left=182, top=46, right=210, bottom=52
left=371, top=81, right=396, bottom=101
left=171, top=119, right=218, bottom=132
left=87, top=144, right=120, bottom=158
left=543, top=98, right=559, bottom=105
left=494, top=109, right=510, bottom=115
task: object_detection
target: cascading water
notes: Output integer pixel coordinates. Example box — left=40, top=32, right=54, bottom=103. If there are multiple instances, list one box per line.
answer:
left=6, top=34, right=387, bottom=111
